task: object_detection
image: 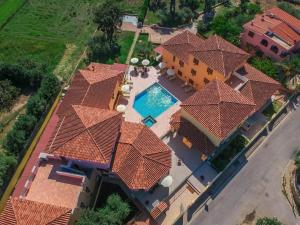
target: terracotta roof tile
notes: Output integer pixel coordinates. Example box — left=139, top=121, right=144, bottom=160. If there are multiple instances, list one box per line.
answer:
left=46, top=105, right=122, bottom=164
left=193, top=35, right=250, bottom=77
left=162, top=31, right=249, bottom=77
left=182, top=80, right=255, bottom=139
left=112, top=122, right=171, bottom=190
left=237, top=63, right=281, bottom=110
left=244, top=7, right=300, bottom=46
left=162, top=30, right=204, bottom=62
left=57, top=64, right=125, bottom=116
left=0, top=198, right=71, bottom=225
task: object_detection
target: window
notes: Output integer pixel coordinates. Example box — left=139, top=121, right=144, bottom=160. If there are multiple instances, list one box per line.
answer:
left=188, top=79, right=194, bottom=85
left=207, top=67, right=213, bottom=75
left=191, top=69, right=196, bottom=76
left=178, top=70, right=182, bottom=76
left=179, top=60, right=184, bottom=67
left=204, top=78, right=209, bottom=84
left=260, top=39, right=268, bottom=47
left=172, top=66, right=175, bottom=69
left=193, top=58, right=199, bottom=65
left=248, top=31, right=255, bottom=38
left=270, top=45, right=279, bottom=54
left=173, top=56, right=176, bottom=62
left=280, top=51, right=289, bottom=58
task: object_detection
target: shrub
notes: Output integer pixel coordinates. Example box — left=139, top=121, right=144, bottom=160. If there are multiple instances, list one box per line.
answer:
left=39, top=73, right=60, bottom=102
left=256, top=217, right=283, bottom=225
left=250, top=57, right=283, bottom=82
left=14, top=114, right=37, bottom=137
left=76, top=194, right=131, bottom=225
left=0, top=79, right=20, bottom=112
left=0, top=153, right=17, bottom=193
left=4, top=128, right=27, bottom=156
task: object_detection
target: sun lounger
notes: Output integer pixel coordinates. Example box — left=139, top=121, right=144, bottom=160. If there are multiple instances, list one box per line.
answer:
left=184, top=86, right=194, bottom=93
left=167, top=75, right=176, bottom=81
left=122, top=92, right=131, bottom=98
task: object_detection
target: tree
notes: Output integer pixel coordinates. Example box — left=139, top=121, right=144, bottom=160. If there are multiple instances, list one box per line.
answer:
left=240, top=0, right=250, bottom=13
left=76, top=194, right=130, bottom=225
left=93, top=1, right=122, bottom=43
left=277, top=55, right=300, bottom=78
left=0, top=79, right=20, bottom=112
left=170, top=0, right=176, bottom=15
left=39, top=73, right=60, bottom=102
left=203, top=0, right=215, bottom=24
left=14, top=114, right=37, bottom=137
left=180, top=0, right=200, bottom=12
left=4, top=128, right=27, bottom=155
left=250, top=57, right=282, bottom=82
left=26, top=94, right=47, bottom=118
left=87, top=34, right=120, bottom=63
left=0, top=153, right=17, bottom=192
left=256, top=217, right=283, bottom=225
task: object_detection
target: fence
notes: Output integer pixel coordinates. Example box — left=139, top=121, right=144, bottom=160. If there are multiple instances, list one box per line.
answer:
left=172, top=94, right=298, bottom=225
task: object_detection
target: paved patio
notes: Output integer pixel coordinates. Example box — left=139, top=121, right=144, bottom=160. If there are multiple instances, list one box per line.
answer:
left=120, top=66, right=194, bottom=137
left=240, top=112, right=268, bottom=140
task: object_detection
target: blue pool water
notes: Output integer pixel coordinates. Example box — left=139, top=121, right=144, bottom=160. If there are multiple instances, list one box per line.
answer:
left=133, top=83, right=178, bottom=119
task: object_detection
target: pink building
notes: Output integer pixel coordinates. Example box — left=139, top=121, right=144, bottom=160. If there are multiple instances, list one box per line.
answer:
left=241, top=7, right=300, bottom=61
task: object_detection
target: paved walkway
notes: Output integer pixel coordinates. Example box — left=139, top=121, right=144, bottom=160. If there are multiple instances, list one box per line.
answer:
left=190, top=108, right=300, bottom=225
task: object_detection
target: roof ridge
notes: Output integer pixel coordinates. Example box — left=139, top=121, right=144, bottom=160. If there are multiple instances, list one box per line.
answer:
left=86, top=129, right=106, bottom=160
left=48, top=117, right=66, bottom=152
left=85, top=110, right=121, bottom=130
left=144, top=152, right=170, bottom=167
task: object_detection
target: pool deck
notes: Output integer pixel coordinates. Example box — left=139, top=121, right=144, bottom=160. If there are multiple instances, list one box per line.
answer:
left=122, top=66, right=195, bottom=137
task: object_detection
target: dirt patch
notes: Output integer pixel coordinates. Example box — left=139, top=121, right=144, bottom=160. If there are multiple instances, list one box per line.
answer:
left=241, top=210, right=256, bottom=225
left=0, top=94, right=29, bottom=121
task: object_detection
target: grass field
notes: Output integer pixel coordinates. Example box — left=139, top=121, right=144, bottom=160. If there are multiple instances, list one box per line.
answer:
left=0, top=0, right=25, bottom=28
left=120, top=0, right=145, bottom=15
left=0, top=0, right=99, bottom=80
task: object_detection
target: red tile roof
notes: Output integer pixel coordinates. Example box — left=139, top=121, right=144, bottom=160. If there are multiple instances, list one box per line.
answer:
left=162, top=30, right=205, bottom=63
left=46, top=105, right=122, bottom=164
left=112, top=122, right=171, bottom=190
left=244, top=7, right=300, bottom=46
left=170, top=113, right=215, bottom=156
left=57, top=64, right=125, bottom=116
left=193, top=35, right=250, bottom=77
left=0, top=198, right=71, bottom=225
left=161, top=31, right=249, bottom=77
left=182, top=80, right=255, bottom=139
left=237, top=63, right=281, bottom=110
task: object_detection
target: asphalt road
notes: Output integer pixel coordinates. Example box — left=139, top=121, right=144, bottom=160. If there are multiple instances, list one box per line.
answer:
left=190, top=108, right=300, bottom=225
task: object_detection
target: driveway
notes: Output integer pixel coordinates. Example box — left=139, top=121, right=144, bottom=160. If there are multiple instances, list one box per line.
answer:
left=190, top=108, right=300, bottom=225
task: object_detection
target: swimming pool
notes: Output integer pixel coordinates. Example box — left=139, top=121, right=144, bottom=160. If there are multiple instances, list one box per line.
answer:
left=133, top=83, right=178, bottom=121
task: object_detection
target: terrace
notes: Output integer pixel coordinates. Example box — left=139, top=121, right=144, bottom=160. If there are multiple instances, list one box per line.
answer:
left=116, top=65, right=218, bottom=224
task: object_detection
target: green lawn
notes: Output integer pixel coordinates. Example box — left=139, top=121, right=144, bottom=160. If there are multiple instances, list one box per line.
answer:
left=0, top=0, right=25, bottom=28
left=211, top=135, right=249, bottom=172
left=119, top=0, right=145, bottom=15
left=0, top=0, right=99, bottom=80
left=105, top=31, right=135, bottom=64
left=262, top=101, right=283, bottom=120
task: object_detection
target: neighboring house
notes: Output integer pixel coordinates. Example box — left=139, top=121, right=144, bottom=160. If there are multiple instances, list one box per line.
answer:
left=156, top=30, right=250, bottom=89
left=0, top=63, right=172, bottom=224
left=241, top=7, right=300, bottom=61
left=165, top=31, right=282, bottom=159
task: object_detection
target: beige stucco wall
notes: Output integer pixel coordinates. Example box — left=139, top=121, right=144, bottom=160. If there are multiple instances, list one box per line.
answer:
left=109, top=80, right=121, bottom=110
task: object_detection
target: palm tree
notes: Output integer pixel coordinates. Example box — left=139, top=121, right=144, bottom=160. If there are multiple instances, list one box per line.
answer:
left=170, top=0, right=176, bottom=15
left=277, top=55, right=300, bottom=77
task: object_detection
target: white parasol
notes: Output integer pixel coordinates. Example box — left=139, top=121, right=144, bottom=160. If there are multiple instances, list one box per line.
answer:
left=121, top=84, right=130, bottom=93
left=142, top=59, right=150, bottom=66
left=130, top=57, right=139, bottom=64
left=158, top=62, right=166, bottom=69
left=116, top=104, right=126, bottom=112
left=160, top=175, right=173, bottom=187
left=167, top=69, right=175, bottom=76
